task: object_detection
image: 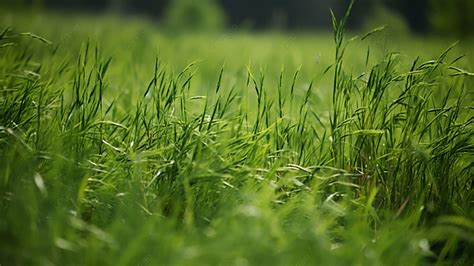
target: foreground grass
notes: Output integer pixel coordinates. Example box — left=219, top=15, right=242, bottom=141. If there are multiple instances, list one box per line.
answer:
left=1, top=8, right=473, bottom=265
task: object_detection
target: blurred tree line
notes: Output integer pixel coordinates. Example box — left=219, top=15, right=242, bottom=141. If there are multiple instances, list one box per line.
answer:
left=4, top=0, right=474, bottom=36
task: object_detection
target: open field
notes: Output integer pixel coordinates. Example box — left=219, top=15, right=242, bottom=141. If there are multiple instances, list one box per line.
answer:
left=1, top=9, right=473, bottom=265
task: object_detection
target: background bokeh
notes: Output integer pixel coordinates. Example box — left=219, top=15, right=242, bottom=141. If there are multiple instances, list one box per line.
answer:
left=3, top=0, right=474, bottom=37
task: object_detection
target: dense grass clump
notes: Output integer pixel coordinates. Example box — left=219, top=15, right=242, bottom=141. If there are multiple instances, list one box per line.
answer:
left=1, top=5, right=473, bottom=265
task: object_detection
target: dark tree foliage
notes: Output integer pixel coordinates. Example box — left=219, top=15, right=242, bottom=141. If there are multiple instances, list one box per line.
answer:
left=219, top=0, right=278, bottom=29
left=1, top=0, right=374, bottom=30
left=219, top=0, right=368, bottom=30
left=3, top=0, right=470, bottom=36
left=384, top=0, right=430, bottom=32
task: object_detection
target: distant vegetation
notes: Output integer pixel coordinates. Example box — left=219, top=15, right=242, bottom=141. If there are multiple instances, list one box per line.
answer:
left=2, top=0, right=474, bottom=37
left=429, top=0, right=474, bottom=36
left=163, top=0, right=226, bottom=32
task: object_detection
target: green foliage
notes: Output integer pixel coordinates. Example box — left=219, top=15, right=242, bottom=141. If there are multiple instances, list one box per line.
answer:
left=430, top=0, right=474, bottom=37
left=163, top=0, right=226, bottom=32
left=363, top=4, right=411, bottom=37
left=0, top=5, right=473, bottom=265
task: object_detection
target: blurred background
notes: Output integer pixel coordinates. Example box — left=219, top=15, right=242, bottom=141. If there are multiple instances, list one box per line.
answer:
left=2, top=0, right=472, bottom=105
left=3, top=0, right=474, bottom=38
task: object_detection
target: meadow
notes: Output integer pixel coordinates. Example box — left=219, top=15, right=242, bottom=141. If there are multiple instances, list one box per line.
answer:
left=1, top=6, right=473, bottom=265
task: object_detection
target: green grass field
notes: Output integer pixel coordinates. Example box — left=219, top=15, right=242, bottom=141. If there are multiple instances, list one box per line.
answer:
left=1, top=7, right=473, bottom=265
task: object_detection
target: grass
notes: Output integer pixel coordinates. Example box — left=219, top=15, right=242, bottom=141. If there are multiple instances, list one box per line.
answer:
left=1, top=4, right=473, bottom=265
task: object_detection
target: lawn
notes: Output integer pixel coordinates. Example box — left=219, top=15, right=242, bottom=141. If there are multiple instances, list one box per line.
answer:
left=1, top=8, right=473, bottom=265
